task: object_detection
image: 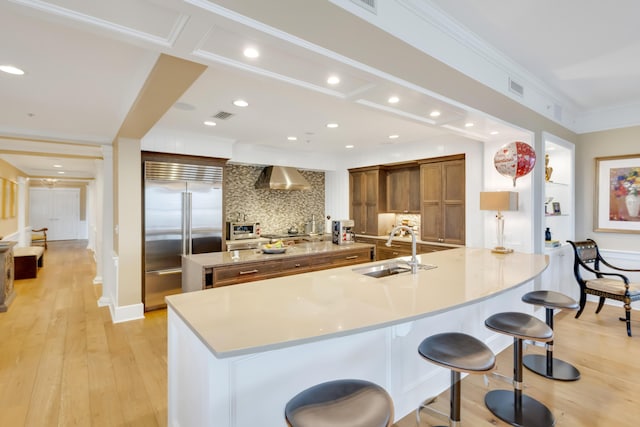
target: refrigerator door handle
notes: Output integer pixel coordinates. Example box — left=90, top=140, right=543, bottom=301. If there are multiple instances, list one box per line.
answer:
left=181, top=192, right=188, bottom=256
left=187, top=192, right=193, bottom=256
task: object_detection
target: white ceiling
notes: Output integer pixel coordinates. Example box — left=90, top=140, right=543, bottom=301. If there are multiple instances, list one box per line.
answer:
left=1, top=0, right=637, bottom=181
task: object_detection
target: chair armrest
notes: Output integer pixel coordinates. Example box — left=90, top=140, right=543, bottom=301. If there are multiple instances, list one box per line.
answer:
left=32, top=227, right=48, bottom=233
left=579, top=263, right=630, bottom=285
left=598, top=258, right=639, bottom=273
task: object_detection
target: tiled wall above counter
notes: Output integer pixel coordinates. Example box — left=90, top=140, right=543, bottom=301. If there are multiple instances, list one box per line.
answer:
left=224, top=164, right=325, bottom=235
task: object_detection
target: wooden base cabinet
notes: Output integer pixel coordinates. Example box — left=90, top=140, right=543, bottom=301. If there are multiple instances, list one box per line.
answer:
left=420, top=155, right=465, bottom=245
left=207, top=246, right=374, bottom=288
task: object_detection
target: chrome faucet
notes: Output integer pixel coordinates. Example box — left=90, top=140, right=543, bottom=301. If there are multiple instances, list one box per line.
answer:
left=386, top=225, right=419, bottom=274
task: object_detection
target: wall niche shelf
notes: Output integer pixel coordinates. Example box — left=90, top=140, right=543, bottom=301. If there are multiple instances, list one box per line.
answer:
left=544, top=137, right=575, bottom=246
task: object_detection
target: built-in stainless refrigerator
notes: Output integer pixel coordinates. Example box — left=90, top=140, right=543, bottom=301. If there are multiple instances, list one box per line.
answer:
left=143, top=160, right=223, bottom=311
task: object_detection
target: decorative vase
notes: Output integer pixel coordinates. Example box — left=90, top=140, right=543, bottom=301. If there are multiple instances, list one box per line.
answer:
left=626, top=194, right=640, bottom=218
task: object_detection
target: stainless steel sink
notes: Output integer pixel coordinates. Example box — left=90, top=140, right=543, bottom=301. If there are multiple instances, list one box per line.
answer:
left=352, top=261, right=436, bottom=278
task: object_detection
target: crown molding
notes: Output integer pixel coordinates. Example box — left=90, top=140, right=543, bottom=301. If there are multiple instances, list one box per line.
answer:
left=9, top=0, right=189, bottom=47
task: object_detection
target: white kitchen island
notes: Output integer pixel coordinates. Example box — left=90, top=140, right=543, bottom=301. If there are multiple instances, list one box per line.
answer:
left=166, top=247, right=548, bottom=426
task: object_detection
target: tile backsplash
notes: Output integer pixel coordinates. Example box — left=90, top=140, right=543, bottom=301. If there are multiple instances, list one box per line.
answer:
left=224, top=164, right=325, bottom=235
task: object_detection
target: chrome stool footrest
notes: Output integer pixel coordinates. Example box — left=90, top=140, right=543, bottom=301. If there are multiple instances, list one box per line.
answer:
left=416, top=396, right=449, bottom=426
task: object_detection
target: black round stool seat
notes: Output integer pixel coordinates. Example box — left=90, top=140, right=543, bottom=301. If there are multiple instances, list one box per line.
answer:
left=521, top=290, right=581, bottom=381
left=418, top=332, right=495, bottom=373
left=522, top=290, right=579, bottom=311
left=484, top=312, right=555, bottom=427
left=485, top=311, right=553, bottom=341
left=417, top=333, right=495, bottom=427
left=285, top=379, right=393, bottom=427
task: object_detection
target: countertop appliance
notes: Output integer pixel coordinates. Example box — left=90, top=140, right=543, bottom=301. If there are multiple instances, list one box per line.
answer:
left=143, top=160, right=223, bottom=311
left=226, top=221, right=261, bottom=240
left=332, top=219, right=355, bottom=245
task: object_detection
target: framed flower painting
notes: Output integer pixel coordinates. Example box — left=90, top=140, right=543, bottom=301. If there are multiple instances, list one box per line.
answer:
left=595, top=154, right=640, bottom=233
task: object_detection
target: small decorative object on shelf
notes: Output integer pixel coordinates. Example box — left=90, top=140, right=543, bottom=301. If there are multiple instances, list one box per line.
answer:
left=552, top=201, right=561, bottom=214
left=545, top=154, right=553, bottom=182
left=545, top=240, right=561, bottom=248
left=545, top=227, right=552, bottom=241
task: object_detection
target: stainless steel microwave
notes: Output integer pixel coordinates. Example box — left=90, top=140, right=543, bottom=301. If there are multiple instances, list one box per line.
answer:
left=226, top=222, right=261, bottom=240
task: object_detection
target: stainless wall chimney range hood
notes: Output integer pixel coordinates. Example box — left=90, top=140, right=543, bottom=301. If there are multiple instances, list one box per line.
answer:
left=254, top=166, right=311, bottom=190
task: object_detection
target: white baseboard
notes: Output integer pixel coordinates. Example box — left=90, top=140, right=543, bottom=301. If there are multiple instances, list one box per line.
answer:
left=111, top=302, right=145, bottom=323
left=93, top=275, right=103, bottom=285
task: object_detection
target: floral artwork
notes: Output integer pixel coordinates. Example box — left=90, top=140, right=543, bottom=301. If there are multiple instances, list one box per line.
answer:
left=610, top=167, right=640, bottom=221
left=596, top=155, right=640, bottom=233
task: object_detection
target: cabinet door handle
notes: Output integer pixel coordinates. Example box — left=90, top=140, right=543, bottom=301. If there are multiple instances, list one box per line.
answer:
left=345, top=255, right=358, bottom=260
left=239, top=269, right=259, bottom=275
left=294, top=263, right=302, bottom=267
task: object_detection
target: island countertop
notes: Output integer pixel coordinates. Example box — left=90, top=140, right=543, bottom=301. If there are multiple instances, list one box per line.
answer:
left=166, top=247, right=548, bottom=358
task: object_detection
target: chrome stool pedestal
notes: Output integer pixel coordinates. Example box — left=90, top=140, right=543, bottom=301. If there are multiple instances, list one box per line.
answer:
left=521, top=290, right=581, bottom=381
left=484, top=312, right=555, bottom=427
left=418, top=332, right=495, bottom=427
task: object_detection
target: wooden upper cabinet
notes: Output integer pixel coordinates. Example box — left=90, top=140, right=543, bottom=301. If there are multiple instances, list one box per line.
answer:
left=420, top=155, right=465, bottom=245
left=386, top=166, right=420, bottom=213
left=349, top=167, right=387, bottom=235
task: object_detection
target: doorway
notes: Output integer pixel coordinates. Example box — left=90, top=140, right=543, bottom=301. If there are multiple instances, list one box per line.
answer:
left=29, top=187, right=80, bottom=241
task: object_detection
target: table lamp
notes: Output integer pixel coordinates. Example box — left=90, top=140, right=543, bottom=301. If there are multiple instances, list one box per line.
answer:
left=480, top=191, right=519, bottom=254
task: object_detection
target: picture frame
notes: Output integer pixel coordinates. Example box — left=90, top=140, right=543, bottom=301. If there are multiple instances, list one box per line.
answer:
left=595, top=154, right=640, bottom=233
left=1, top=178, right=6, bottom=219
left=552, top=201, right=561, bottom=215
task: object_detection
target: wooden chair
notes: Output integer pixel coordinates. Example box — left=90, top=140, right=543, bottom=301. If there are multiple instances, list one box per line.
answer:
left=567, top=239, right=640, bottom=337
left=31, top=227, right=48, bottom=249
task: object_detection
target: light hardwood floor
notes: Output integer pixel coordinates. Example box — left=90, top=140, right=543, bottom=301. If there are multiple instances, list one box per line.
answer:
left=1, top=241, right=637, bottom=426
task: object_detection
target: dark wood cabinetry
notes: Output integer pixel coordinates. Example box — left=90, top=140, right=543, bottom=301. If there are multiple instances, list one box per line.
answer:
left=386, top=165, right=420, bottom=213
left=349, top=166, right=389, bottom=235
left=349, top=155, right=465, bottom=244
left=419, top=155, right=465, bottom=245
left=209, top=246, right=374, bottom=288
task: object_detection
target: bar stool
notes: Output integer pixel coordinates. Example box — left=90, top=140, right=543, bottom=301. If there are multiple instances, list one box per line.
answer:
left=285, top=379, right=394, bottom=427
left=417, top=332, right=496, bottom=426
left=484, top=312, right=555, bottom=427
left=521, top=290, right=581, bottom=381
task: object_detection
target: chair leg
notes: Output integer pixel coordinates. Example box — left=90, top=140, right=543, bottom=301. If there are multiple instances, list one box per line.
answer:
left=595, top=297, right=605, bottom=313
left=624, top=305, right=632, bottom=337
left=575, top=293, right=586, bottom=318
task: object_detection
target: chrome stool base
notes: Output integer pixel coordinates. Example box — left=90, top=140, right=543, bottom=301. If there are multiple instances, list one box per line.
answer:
left=523, top=354, right=581, bottom=381
left=485, top=390, right=555, bottom=427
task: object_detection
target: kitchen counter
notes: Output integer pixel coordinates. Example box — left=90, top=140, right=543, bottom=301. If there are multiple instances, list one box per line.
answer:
left=167, top=248, right=548, bottom=426
left=188, top=240, right=374, bottom=267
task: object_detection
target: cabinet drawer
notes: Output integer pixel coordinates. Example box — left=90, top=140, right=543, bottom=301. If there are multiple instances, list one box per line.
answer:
left=213, top=261, right=281, bottom=286
left=328, top=249, right=372, bottom=267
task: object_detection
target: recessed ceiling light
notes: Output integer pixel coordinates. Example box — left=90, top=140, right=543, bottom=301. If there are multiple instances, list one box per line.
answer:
left=233, top=99, right=249, bottom=107
left=429, top=110, right=441, bottom=117
left=327, top=75, right=340, bottom=85
left=326, top=123, right=339, bottom=128
left=57, top=171, right=65, bottom=174
left=388, top=96, right=399, bottom=104
left=243, top=47, right=260, bottom=58
left=490, top=131, right=499, bottom=135
left=203, top=121, right=217, bottom=126
left=0, top=65, right=25, bottom=75
left=464, top=122, right=474, bottom=128
left=345, top=145, right=354, bottom=149
left=388, top=134, right=399, bottom=139
left=53, top=164, right=63, bottom=168
left=287, top=136, right=297, bottom=141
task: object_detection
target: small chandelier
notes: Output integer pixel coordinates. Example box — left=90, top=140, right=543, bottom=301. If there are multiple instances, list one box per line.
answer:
left=41, top=178, right=59, bottom=188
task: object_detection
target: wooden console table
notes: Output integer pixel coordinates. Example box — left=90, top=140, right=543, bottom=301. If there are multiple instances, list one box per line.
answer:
left=0, top=242, right=17, bottom=312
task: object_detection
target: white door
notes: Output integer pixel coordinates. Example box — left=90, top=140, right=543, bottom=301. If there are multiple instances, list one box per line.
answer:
left=29, top=188, right=80, bottom=241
